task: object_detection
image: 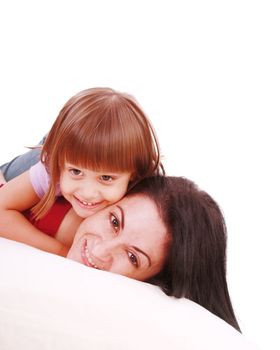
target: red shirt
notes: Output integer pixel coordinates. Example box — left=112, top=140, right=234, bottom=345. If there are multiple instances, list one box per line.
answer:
left=24, top=197, right=72, bottom=237
left=0, top=183, right=71, bottom=237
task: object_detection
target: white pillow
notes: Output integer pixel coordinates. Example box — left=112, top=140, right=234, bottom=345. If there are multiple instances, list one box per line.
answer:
left=0, top=238, right=259, bottom=350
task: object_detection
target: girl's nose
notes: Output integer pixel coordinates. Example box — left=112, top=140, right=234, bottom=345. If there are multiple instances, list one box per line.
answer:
left=80, top=181, right=100, bottom=201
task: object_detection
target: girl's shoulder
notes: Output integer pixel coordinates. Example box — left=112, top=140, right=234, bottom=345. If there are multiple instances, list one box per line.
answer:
left=29, top=161, right=54, bottom=198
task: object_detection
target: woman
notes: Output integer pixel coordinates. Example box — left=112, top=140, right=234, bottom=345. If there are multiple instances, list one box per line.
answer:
left=56, top=175, right=242, bottom=332
left=1, top=164, right=240, bottom=332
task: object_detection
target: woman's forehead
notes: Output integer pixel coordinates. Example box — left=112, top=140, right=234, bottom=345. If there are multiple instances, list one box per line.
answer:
left=119, top=194, right=155, bottom=212
left=120, top=195, right=166, bottom=234
left=118, top=194, right=169, bottom=251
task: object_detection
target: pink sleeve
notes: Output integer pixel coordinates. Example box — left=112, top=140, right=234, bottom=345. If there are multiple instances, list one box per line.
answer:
left=29, top=161, right=50, bottom=198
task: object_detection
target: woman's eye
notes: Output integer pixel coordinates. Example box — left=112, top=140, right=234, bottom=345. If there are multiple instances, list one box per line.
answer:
left=128, top=252, right=138, bottom=267
left=110, top=214, right=120, bottom=232
left=69, top=168, right=82, bottom=176
left=101, top=175, right=113, bottom=182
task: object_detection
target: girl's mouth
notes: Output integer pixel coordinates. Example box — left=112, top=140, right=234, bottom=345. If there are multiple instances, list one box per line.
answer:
left=81, top=239, right=100, bottom=269
left=74, top=196, right=102, bottom=209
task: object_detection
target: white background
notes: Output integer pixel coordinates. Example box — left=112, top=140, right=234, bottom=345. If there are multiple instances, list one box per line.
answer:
left=0, top=1, right=279, bottom=349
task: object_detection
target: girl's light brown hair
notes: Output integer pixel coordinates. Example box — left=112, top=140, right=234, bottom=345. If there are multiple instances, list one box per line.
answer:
left=33, top=87, right=164, bottom=219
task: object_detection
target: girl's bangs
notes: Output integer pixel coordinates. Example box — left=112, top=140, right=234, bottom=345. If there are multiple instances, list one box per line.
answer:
left=55, top=98, right=156, bottom=176
left=58, top=125, right=141, bottom=173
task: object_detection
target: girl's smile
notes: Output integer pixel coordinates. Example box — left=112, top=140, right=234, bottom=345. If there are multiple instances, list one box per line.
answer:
left=73, top=195, right=103, bottom=209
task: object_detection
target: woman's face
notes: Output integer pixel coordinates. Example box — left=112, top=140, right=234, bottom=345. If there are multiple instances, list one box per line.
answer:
left=67, top=194, right=170, bottom=281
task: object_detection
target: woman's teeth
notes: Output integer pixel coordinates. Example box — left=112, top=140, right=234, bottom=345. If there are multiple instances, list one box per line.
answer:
left=85, top=243, right=99, bottom=269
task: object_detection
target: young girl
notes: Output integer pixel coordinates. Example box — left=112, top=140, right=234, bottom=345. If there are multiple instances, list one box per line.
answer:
left=0, top=87, right=163, bottom=256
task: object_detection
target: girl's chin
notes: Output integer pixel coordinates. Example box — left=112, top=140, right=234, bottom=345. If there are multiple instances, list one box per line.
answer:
left=74, top=207, right=99, bottom=219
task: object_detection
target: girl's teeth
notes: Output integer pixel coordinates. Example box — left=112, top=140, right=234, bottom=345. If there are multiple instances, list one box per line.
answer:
left=82, top=200, right=93, bottom=206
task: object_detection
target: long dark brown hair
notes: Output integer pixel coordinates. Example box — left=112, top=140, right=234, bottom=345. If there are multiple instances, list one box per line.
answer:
left=128, top=176, right=241, bottom=332
left=33, top=87, right=164, bottom=219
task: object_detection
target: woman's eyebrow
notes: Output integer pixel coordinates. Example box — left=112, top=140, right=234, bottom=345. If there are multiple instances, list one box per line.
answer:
left=116, top=205, right=124, bottom=229
left=132, top=246, right=151, bottom=267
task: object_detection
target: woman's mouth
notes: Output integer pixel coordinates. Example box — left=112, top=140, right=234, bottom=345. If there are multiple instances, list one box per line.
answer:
left=81, top=239, right=100, bottom=269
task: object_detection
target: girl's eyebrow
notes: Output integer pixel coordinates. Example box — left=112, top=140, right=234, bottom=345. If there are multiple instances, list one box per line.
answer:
left=116, top=204, right=151, bottom=267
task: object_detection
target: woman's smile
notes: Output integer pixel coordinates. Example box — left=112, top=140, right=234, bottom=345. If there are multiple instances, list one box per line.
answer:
left=81, top=239, right=100, bottom=269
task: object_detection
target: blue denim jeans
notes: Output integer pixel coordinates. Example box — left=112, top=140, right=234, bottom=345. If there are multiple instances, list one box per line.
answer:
left=0, top=137, right=46, bottom=181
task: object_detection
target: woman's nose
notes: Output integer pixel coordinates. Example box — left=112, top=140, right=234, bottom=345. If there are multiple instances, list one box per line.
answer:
left=91, top=239, right=117, bottom=269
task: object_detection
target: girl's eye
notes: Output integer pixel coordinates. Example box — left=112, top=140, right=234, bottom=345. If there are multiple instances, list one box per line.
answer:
left=69, top=168, right=82, bottom=176
left=128, top=252, right=138, bottom=267
left=101, top=175, right=113, bottom=182
left=110, top=214, right=120, bottom=232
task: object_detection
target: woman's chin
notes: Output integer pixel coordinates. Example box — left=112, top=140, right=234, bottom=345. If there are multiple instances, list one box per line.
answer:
left=66, top=247, right=78, bottom=262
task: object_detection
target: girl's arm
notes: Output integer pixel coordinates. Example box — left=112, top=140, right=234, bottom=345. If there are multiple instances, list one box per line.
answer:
left=0, top=171, right=68, bottom=256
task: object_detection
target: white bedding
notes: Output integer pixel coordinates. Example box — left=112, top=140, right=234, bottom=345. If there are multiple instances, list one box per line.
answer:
left=0, top=237, right=259, bottom=349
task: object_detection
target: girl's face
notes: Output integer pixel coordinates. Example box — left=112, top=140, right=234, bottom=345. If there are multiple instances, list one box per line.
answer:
left=67, top=194, right=170, bottom=281
left=60, top=163, right=132, bottom=218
